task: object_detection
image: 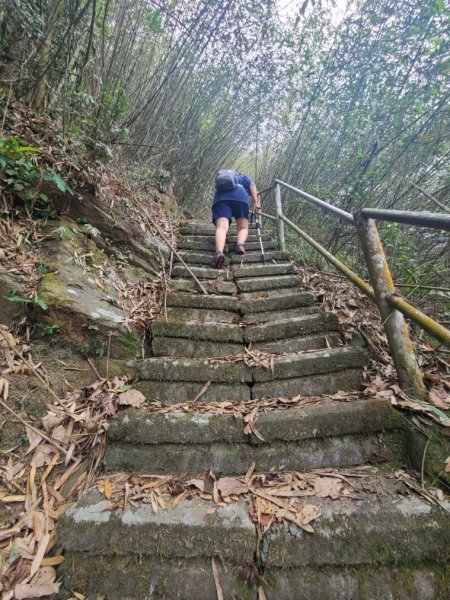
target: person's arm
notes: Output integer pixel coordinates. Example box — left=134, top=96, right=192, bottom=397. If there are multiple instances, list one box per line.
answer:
left=249, top=183, right=260, bottom=212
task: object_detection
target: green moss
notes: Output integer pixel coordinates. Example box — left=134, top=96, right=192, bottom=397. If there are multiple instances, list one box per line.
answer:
left=405, top=418, right=450, bottom=488
left=39, top=273, right=75, bottom=309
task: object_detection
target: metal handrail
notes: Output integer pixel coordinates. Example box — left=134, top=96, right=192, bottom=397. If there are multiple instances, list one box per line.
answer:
left=261, top=178, right=450, bottom=400
left=360, top=208, right=450, bottom=231
left=274, top=179, right=355, bottom=224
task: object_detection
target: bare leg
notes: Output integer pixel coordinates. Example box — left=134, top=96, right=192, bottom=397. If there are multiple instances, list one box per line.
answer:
left=236, top=218, right=249, bottom=245
left=215, top=217, right=229, bottom=252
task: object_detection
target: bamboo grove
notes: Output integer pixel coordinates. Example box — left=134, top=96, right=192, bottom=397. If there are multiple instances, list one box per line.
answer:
left=1, top=0, right=449, bottom=291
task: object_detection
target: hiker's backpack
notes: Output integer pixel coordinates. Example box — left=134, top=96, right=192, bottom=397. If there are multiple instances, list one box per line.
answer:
left=215, top=169, right=240, bottom=193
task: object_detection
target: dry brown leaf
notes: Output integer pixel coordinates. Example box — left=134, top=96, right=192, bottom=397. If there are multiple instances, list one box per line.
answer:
left=29, top=532, right=51, bottom=578
left=40, top=555, right=65, bottom=566
left=445, top=456, right=450, bottom=473
left=217, top=477, right=249, bottom=497
left=32, top=511, right=46, bottom=542
left=314, top=477, right=343, bottom=499
left=211, top=558, right=224, bottom=600
left=104, top=479, right=112, bottom=500
left=187, top=478, right=205, bottom=492
left=14, top=582, right=60, bottom=599
left=258, top=586, right=267, bottom=600
left=0, top=376, right=9, bottom=399
left=298, top=504, right=321, bottom=525
left=118, top=389, right=146, bottom=407
left=428, top=390, right=449, bottom=410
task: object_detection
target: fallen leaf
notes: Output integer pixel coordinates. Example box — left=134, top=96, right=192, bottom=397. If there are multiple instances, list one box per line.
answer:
left=118, top=389, right=146, bottom=407
left=298, top=504, right=321, bottom=525
left=428, top=390, right=449, bottom=410
left=14, top=582, right=60, bottom=599
left=211, top=558, right=224, bottom=600
left=41, top=555, right=64, bottom=566
left=217, top=477, right=249, bottom=497
left=314, top=477, right=342, bottom=499
left=104, top=479, right=112, bottom=500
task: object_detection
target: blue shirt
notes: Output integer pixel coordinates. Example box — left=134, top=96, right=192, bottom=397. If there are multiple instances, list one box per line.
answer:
left=213, top=173, right=253, bottom=206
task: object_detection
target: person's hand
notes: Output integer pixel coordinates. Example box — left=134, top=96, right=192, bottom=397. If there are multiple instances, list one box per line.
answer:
left=255, top=205, right=261, bottom=213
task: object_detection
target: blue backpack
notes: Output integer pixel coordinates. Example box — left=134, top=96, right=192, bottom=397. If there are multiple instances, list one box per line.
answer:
left=215, top=169, right=240, bottom=193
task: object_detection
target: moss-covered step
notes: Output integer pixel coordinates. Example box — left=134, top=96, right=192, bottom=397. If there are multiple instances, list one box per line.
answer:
left=166, top=292, right=240, bottom=312
left=58, top=491, right=254, bottom=559
left=165, top=306, right=240, bottom=324
left=176, top=250, right=286, bottom=266
left=137, top=356, right=252, bottom=383
left=151, top=320, right=244, bottom=343
left=152, top=336, right=244, bottom=358
left=232, top=263, right=294, bottom=279
left=135, top=380, right=251, bottom=404
left=179, top=230, right=273, bottom=243
left=262, top=487, right=450, bottom=568
left=177, top=238, right=277, bottom=252
left=172, top=264, right=234, bottom=280
left=263, top=563, right=450, bottom=600
left=252, top=368, right=364, bottom=398
left=108, top=399, right=403, bottom=445
left=244, top=312, right=339, bottom=343
left=236, top=274, right=303, bottom=292
left=59, top=555, right=254, bottom=600
left=253, top=331, right=341, bottom=353
left=255, top=346, right=366, bottom=381
left=240, top=289, right=316, bottom=314
left=242, top=305, right=320, bottom=323
left=105, top=430, right=403, bottom=474
left=170, top=278, right=238, bottom=294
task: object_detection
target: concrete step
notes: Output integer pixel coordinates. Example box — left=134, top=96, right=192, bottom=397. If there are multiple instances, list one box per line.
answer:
left=166, top=293, right=240, bottom=312
left=244, top=312, right=339, bottom=343
left=179, top=230, right=273, bottom=243
left=243, top=305, right=320, bottom=323
left=253, top=331, right=341, bottom=353
left=240, top=289, right=316, bottom=314
left=253, top=368, right=364, bottom=398
left=165, top=306, right=240, bottom=324
left=137, top=346, right=365, bottom=385
left=58, top=475, right=450, bottom=599
left=237, top=274, right=303, bottom=292
left=104, top=399, right=404, bottom=474
left=176, top=250, right=286, bottom=266
left=171, top=262, right=295, bottom=281
left=233, top=263, right=295, bottom=279
left=151, top=320, right=244, bottom=343
left=170, top=278, right=237, bottom=295
left=165, top=290, right=317, bottom=315
left=152, top=337, right=243, bottom=358
left=137, top=356, right=252, bottom=384
left=172, top=264, right=233, bottom=280
left=177, top=238, right=278, bottom=252
left=135, top=380, right=251, bottom=405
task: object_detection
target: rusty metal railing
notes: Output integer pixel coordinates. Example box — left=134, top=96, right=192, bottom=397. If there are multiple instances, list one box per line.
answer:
left=258, top=180, right=450, bottom=400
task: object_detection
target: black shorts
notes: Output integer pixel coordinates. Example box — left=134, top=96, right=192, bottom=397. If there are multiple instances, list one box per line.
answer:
left=212, top=201, right=249, bottom=224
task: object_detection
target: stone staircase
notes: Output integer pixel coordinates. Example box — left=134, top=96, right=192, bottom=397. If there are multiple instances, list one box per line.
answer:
left=59, top=221, right=449, bottom=599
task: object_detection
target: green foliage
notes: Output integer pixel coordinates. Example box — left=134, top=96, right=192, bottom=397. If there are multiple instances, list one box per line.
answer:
left=5, top=294, right=48, bottom=310
left=0, top=137, right=72, bottom=215
left=42, top=324, right=60, bottom=335
left=94, top=338, right=106, bottom=358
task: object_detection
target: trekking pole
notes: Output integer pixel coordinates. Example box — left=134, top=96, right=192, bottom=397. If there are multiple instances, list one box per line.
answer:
left=254, top=208, right=265, bottom=263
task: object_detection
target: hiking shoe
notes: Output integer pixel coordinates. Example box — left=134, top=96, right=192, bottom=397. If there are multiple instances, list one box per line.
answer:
left=214, top=251, right=225, bottom=269
left=236, top=243, right=246, bottom=255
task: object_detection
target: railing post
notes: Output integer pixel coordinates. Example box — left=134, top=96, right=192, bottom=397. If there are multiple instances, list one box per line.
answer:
left=274, top=183, right=286, bottom=253
left=355, top=213, right=427, bottom=400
